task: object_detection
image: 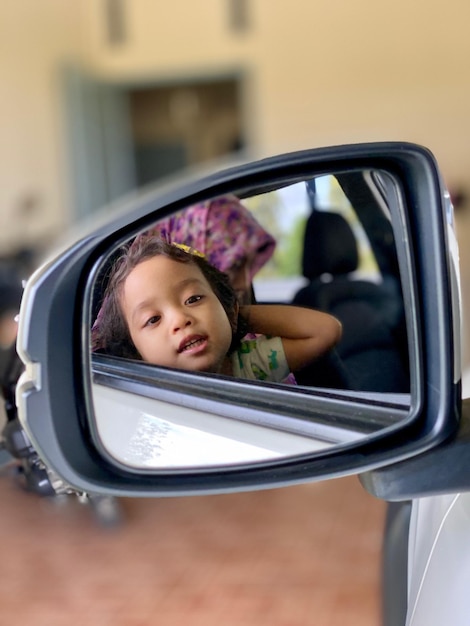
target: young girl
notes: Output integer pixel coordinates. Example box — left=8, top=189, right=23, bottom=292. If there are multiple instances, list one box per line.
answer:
left=92, top=237, right=342, bottom=384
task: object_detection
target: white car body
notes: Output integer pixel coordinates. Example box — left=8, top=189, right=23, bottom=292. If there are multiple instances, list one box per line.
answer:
left=402, top=207, right=465, bottom=626
left=406, top=491, right=470, bottom=626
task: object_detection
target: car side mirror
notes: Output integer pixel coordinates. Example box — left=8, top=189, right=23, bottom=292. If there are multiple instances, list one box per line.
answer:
left=15, top=142, right=462, bottom=497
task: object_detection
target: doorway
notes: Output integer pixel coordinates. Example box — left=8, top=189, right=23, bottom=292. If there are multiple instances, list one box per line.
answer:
left=63, top=69, right=246, bottom=219
left=129, top=77, right=245, bottom=186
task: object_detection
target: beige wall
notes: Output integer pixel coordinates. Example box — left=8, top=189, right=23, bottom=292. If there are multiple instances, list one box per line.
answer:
left=253, top=0, right=470, bottom=178
left=82, top=0, right=470, bottom=183
left=0, top=2, right=88, bottom=253
left=3, top=0, right=470, bottom=242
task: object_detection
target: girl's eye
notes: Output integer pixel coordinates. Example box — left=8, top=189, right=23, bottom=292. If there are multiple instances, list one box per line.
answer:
left=144, top=315, right=160, bottom=327
left=185, top=294, right=202, bottom=305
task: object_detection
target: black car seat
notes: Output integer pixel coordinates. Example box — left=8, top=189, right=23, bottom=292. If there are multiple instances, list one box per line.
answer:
left=292, top=210, right=409, bottom=393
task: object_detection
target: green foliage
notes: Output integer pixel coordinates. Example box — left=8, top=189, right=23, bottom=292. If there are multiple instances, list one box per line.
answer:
left=258, top=214, right=307, bottom=278
left=246, top=189, right=308, bottom=279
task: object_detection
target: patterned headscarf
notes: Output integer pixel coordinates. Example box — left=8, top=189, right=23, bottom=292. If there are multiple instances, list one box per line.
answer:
left=143, top=194, right=276, bottom=282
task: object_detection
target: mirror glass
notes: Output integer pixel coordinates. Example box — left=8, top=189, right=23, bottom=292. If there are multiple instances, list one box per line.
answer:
left=88, top=168, right=413, bottom=470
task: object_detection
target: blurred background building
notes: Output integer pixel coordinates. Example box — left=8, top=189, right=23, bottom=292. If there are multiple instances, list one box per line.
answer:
left=2, top=0, right=470, bottom=352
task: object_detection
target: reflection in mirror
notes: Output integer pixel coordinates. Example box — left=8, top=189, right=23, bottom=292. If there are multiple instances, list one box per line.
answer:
left=93, top=381, right=337, bottom=468
left=89, top=169, right=412, bottom=470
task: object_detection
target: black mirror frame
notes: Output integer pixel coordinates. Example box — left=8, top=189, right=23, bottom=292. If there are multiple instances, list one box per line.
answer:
left=15, top=142, right=461, bottom=496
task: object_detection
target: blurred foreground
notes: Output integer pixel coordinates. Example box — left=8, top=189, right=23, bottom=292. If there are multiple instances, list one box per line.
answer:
left=0, top=473, right=383, bottom=626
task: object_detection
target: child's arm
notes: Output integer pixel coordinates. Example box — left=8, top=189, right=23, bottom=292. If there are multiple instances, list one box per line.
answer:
left=239, top=304, right=342, bottom=372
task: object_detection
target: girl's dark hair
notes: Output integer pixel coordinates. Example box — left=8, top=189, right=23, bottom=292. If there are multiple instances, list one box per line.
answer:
left=94, top=236, right=247, bottom=360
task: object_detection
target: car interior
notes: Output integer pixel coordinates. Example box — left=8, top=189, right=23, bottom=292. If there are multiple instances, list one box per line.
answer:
left=90, top=171, right=410, bottom=394
left=292, top=208, right=409, bottom=393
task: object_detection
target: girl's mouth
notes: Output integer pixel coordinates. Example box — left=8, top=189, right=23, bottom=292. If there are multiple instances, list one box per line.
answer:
left=178, top=335, right=208, bottom=354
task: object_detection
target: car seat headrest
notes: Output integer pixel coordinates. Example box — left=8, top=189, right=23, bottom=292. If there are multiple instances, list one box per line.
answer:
left=302, top=211, right=359, bottom=280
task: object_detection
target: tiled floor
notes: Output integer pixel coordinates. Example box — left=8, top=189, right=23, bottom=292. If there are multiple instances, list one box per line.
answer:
left=0, top=470, right=385, bottom=625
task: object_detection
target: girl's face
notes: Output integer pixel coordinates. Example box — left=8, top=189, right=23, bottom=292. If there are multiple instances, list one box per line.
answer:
left=121, top=255, right=234, bottom=373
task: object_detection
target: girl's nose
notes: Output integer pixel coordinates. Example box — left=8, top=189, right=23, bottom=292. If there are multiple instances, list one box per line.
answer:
left=171, top=309, right=192, bottom=332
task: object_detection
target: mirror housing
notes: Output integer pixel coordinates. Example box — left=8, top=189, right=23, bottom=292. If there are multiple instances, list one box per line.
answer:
left=15, top=142, right=461, bottom=496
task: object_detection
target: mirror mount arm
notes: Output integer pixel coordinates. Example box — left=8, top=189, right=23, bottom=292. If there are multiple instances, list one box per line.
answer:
left=360, top=397, right=470, bottom=501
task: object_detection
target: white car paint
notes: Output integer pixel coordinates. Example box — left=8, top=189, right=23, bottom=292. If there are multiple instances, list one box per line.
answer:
left=405, top=203, right=466, bottom=626
left=406, top=491, right=470, bottom=626
left=404, top=368, right=470, bottom=626
left=92, top=382, right=336, bottom=469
